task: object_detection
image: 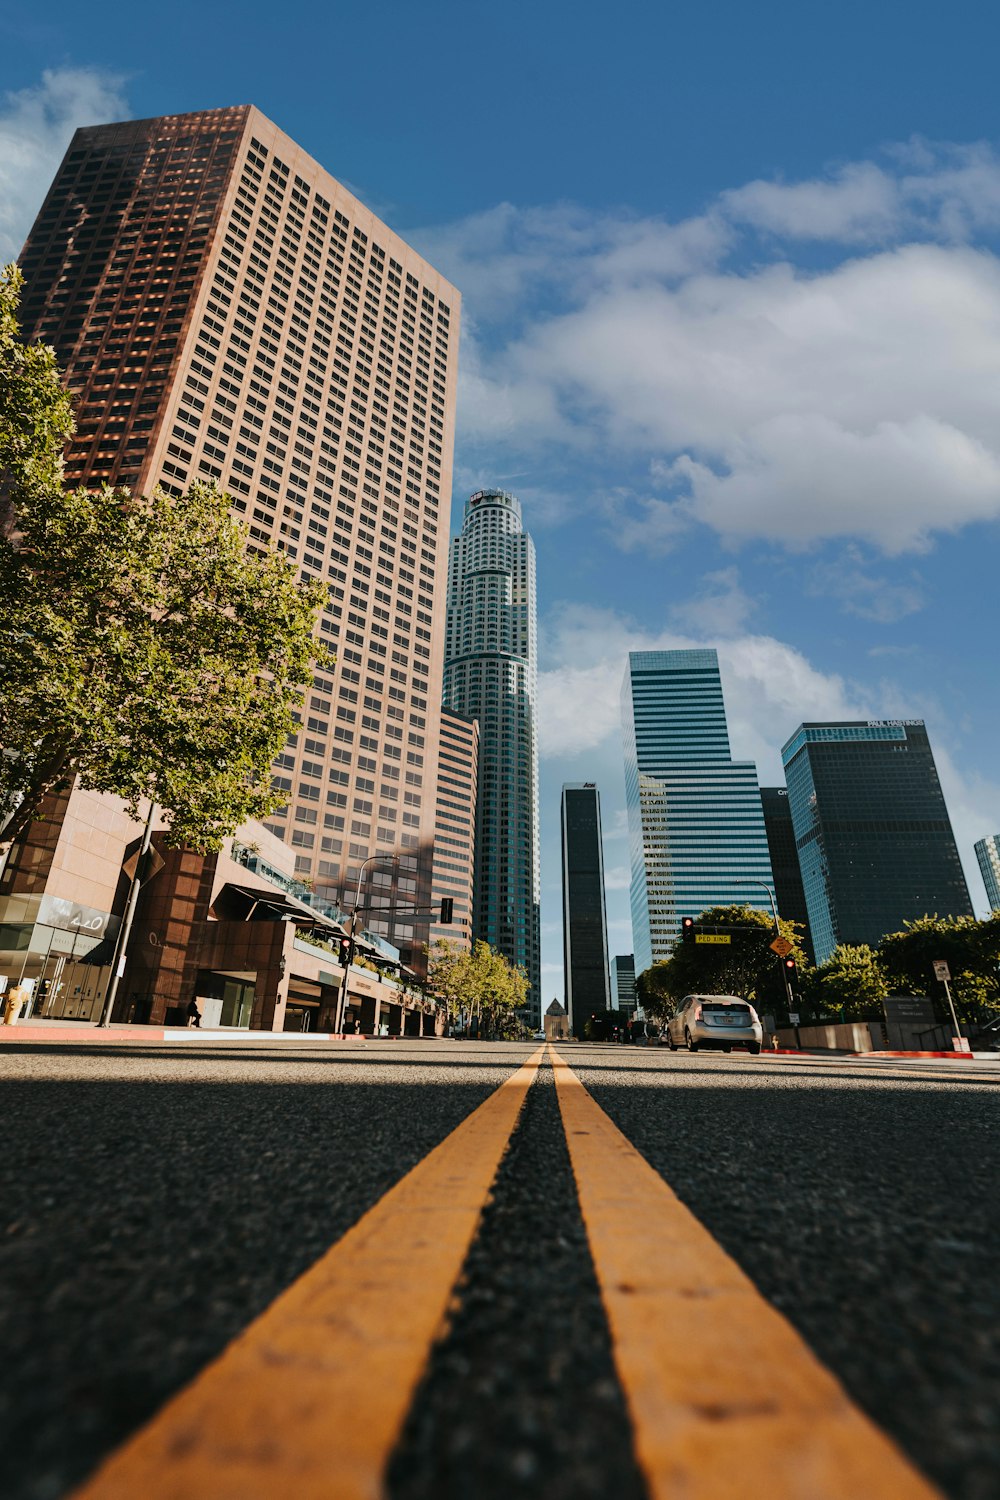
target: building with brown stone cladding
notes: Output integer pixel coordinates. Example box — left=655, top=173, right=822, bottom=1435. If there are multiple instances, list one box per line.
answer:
left=0, top=784, right=441, bottom=1035
left=16, top=104, right=461, bottom=976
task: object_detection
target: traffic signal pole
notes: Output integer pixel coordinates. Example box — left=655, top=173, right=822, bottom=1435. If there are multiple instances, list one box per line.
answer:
left=332, top=854, right=458, bottom=1036
left=735, top=878, right=797, bottom=1046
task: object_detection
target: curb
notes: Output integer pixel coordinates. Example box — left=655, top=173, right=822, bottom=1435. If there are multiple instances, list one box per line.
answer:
left=2, top=1025, right=375, bottom=1044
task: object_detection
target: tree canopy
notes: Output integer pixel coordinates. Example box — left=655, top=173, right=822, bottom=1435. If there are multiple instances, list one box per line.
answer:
left=427, top=939, right=530, bottom=1039
left=0, top=263, right=329, bottom=850
left=880, top=914, right=1000, bottom=1025
left=802, top=944, right=888, bottom=1020
left=636, top=905, right=808, bottom=1022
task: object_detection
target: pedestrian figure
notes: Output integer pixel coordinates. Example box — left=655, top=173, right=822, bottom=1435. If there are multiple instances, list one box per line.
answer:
left=187, top=997, right=202, bottom=1028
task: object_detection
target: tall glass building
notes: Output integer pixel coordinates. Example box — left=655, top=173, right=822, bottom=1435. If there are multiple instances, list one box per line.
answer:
left=973, top=836, right=1000, bottom=912
left=561, top=784, right=612, bottom=1036
left=621, top=649, right=774, bottom=977
left=611, top=954, right=637, bottom=1019
left=443, top=490, right=540, bottom=1022
left=782, top=721, right=972, bottom=963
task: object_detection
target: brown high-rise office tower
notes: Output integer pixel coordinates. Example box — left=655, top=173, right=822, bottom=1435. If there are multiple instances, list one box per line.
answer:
left=17, top=105, right=460, bottom=970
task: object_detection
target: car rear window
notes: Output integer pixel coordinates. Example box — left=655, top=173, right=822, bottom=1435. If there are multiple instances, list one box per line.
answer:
left=702, top=1001, right=750, bottom=1013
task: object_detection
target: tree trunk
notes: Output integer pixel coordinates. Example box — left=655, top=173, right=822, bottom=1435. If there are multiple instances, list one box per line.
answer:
left=0, top=751, right=75, bottom=851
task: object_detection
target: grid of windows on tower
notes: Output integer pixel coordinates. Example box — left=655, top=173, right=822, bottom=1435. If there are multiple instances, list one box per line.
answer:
left=18, top=107, right=460, bottom=972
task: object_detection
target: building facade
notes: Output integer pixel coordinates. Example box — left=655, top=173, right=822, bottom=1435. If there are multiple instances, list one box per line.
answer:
left=17, top=105, right=461, bottom=975
left=975, top=835, right=1000, bottom=912
left=760, top=786, right=814, bottom=963
left=560, top=784, right=612, bottom=1036
left=0, top=782, right=436, bottom=1034
left=442, top=489, right=540, bottom=1022
left=429, top=708, right=479, bottom=952
left=621, top=649, right=774, bottom=977
left=782, top=721, right=972, bottom=963
left=610, top=954, right=637, bottom=1019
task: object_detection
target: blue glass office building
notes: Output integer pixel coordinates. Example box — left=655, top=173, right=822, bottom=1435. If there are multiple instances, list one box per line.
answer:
left=443, top=490, right=540, bottom=1023
left=782, top=721, right=972, bottom=963
left=621, top=649, right=774, bottom=977
left=975, top=835, right=1000, bottom=912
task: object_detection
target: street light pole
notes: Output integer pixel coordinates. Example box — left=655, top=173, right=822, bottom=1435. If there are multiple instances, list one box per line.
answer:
left=335, top=853, right=397, bottom=1035
left=98, top=799, right=156, bottom=1028
left=734, top=878, right=796, bottom=1040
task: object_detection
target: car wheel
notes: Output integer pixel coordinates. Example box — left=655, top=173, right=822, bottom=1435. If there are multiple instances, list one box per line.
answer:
left=748, top=1042, right=761, bottom=1055
left=722, top=1045, right=732, bottom=1053
left=685, top=1029, right=698, bottom=1052
left=665, top=1031, right=676, bottom=1051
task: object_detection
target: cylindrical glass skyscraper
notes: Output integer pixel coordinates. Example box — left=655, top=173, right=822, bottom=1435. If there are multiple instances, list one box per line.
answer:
left=443, top=490, right=540, bottom=1023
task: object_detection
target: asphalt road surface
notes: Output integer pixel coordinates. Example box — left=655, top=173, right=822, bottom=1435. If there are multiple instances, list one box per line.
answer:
left=1, top=1036, right=997, bottom=1499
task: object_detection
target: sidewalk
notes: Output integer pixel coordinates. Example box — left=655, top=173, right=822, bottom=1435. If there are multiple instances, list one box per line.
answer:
left=1, top=1018, right=368, bottom=1043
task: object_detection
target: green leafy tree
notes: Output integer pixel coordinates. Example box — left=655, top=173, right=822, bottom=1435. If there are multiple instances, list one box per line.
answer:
left=427, top=938, right=529, bottom=1038
left=803, top=944, right=888, bottom=1021
left=636, top=905, right=809, bottom=1020
left=635, top=961, right=675, bottom=1023
left=879, top=914, right=1000, bottom=1026
left=1, top=264, right=329, bottom=851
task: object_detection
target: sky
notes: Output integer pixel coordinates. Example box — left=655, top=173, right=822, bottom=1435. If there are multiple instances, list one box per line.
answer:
left=4, top=1, right=1000, bottom=1001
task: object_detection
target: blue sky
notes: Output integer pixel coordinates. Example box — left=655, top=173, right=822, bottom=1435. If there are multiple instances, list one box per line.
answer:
left=4, top=2, right=1000, bottom=999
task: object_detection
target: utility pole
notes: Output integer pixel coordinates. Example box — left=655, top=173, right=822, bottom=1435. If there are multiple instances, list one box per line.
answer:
left=335, top=854, right=397, bottom=1035
left=98, top=800, right=156, bottom=1028
left=735, top=878, right=797, bottom=1044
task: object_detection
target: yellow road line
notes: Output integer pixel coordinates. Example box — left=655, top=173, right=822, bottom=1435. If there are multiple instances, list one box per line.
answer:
left=550, top=1046, right=941, bottom=1500
left=72, top=1046, right=545, bottom=1500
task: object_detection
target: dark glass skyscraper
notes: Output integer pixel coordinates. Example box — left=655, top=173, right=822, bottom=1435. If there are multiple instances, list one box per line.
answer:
left=781, top=721, right=972, bottom=963
left=760, top=787, right=814, bottom=963
left=561, top=784, right=611, bottom=1036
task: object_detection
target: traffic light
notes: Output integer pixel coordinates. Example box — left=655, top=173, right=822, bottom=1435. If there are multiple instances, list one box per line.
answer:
left=783, top=956, right=796, bottom=982
left=338, top=936, right=354, bottom=969
left=681, top=917, right=695, bottom=941
left=440, top=897, right=454, bottom=925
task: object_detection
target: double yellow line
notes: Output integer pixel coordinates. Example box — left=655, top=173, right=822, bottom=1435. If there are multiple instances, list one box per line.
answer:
left=73, top=1045, right=939, bottom=1499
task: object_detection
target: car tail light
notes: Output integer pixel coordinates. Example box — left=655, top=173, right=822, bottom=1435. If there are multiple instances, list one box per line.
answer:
left=693, top=1004, right=703, bottom=1020
left=749, top=1005, right=760, bottom=1023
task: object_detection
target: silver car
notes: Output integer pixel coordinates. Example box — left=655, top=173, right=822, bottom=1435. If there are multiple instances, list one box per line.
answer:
left=664, top=994, right=763, bottom=1054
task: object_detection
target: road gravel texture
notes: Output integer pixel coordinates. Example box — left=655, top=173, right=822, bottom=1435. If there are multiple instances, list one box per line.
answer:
left=1, top=1039, right=997, bottom=1500
left=388, top=1067, right=647, bottom=1500
left=0, top=1040, right=524, bottom=1500
left=572, top=1046, right=1000, bottom=1500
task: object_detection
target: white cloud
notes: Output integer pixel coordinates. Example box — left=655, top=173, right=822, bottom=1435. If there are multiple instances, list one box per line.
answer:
left=536, top=602, right=867, bottom=777
left=603, top=864, right=632, bottom=891
left=509, top=244, right=1000, bottom=553
left=721, top=161, right=901, bottom=244
left=0, top=68, right=130, bottom=262
left=430, top=146, right=1000, bottom=555
left=809, top=548, right=924, bottom=622
left=669, top=566, right=756, bottom=635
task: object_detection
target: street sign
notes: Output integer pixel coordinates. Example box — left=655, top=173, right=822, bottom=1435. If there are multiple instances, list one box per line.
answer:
left=695, top=933, right=731, bottom=945
left=788, top=1012, right=800, bottom=1025
left=932, top=959, right=951, bottom=982
left=952, top=1037, right=971, bottom=1053
left=770, top=936, right=794, bottom=956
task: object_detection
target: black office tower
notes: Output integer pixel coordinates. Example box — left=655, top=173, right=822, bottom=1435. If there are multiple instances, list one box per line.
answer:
left=760, top=787, right=814, bottom=963
left=561, top=784, right=611, bottom=1036
left=781, top=722, right=972, bottom=963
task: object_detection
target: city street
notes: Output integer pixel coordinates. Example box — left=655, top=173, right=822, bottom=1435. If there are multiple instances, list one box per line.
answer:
left=1, top=1036, right=997, bottom=1500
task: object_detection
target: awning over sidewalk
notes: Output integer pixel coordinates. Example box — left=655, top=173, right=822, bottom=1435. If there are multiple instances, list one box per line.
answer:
left=214, top=882, right=347, bottom=936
